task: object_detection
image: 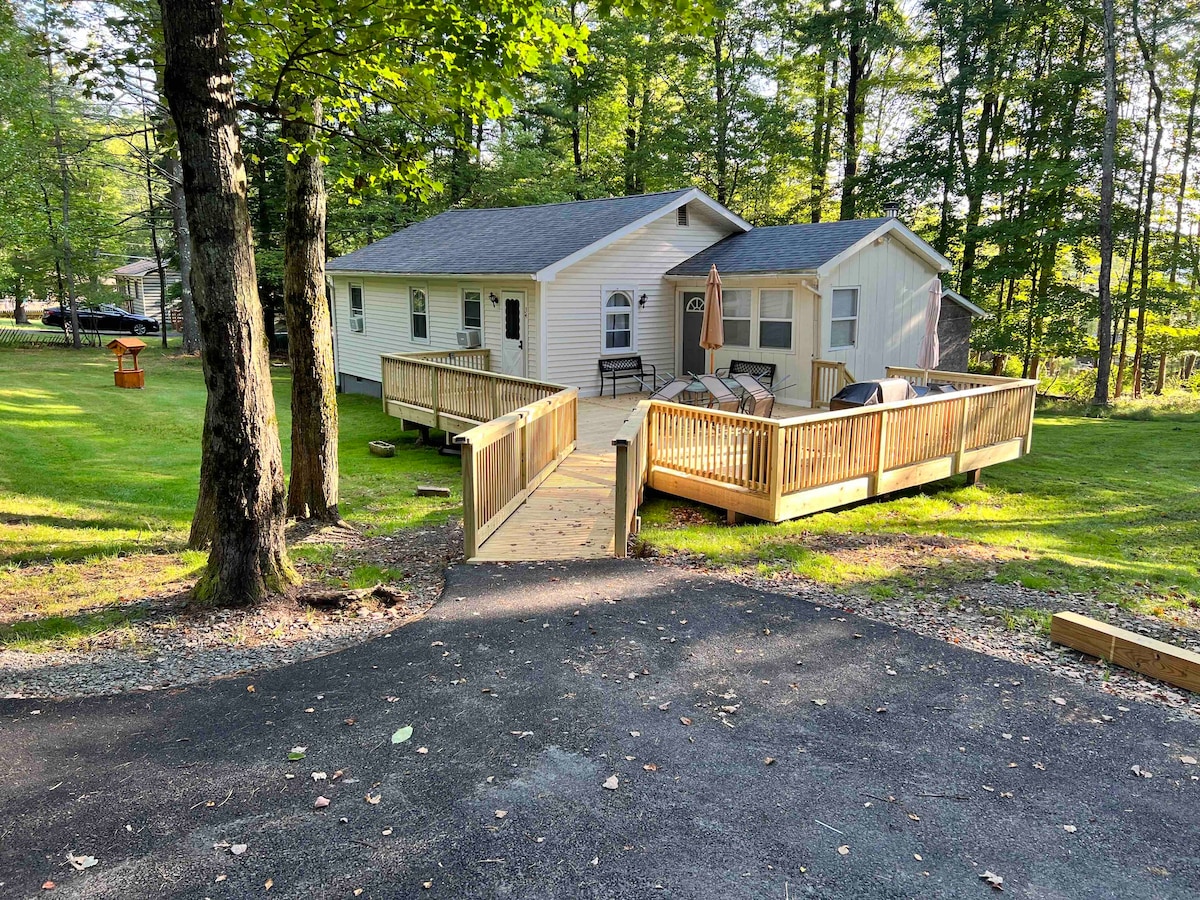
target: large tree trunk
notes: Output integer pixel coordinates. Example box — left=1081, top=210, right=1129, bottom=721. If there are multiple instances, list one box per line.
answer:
left=283, top=103, right=340, bottom=522
left=159, top=0, right=296, bottom=606
left=1093, top=0, right=1118, bottom=405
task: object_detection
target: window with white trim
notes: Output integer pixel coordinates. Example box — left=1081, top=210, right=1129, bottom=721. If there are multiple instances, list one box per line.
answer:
left=830, top=287, right=859, bottom=348
left=349, top=284, right=364, bottom=333
left=603, top=289, right=634, bottom=352
left=410, top=287, right=429, bottom=342
left=758, top=289, right=793, bottom=350
left=722, top=288, right=751, bottom=348
left=462, top=289, right=482, bottom=331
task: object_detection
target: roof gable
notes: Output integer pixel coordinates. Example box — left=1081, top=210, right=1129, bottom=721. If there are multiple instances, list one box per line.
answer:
left=327, top=188, right=749, bottom=279
left=666, top=217, right=951, bottom=277
left=113, top=258, right=171, bottom=277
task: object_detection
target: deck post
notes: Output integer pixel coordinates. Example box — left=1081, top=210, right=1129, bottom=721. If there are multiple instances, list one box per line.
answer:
left=614, top=441, right=630, bottom=557
left=1023, top=386, right=1036, bottom=455
left=954, top=395, right=971, bottom=474
left=430, top=368, right=440, bottom=431
left=873, top=408, right=890, bottom=493
left=460, top=440, right=478, bottom=559
left=768, top=422, right=786, bottom=520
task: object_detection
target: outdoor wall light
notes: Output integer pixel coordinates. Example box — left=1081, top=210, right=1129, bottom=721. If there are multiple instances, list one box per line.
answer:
left=638, top=293, right=648, bottom=308
left=489, top=292, right=500, bottom=307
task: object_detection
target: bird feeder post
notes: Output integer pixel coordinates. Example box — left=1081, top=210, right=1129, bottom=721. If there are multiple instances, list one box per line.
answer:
left=107, top=337, right=147, bottom=389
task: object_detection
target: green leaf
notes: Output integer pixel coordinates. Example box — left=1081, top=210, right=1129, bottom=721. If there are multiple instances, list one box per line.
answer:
left=391, top=725, right=414, bottom=744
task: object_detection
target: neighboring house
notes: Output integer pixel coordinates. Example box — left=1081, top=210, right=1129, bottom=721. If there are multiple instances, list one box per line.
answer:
left=112, top=259, right=181, bottom=321
left=326, top=188, right=983, bottom=404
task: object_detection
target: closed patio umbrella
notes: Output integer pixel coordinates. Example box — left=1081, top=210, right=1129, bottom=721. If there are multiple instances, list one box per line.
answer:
left=699, top=264, right=724, bottom=374
left=916, top=278, right=942, bottom=376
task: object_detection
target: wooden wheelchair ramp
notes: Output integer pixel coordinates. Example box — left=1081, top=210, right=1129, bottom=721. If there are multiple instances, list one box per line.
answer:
left=468, top=398, right=632, bottom=563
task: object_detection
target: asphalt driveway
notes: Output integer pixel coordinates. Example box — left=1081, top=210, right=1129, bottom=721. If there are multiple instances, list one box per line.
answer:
left=1, top=560, right=1197, bottom=899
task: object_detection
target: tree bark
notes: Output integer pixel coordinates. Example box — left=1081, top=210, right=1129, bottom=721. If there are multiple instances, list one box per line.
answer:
left=1169, top=63, right=1200, bottom=283
left=159, top=0, right=296, bottom=606
left=1093, top=0, right=1118, bottom=405
left=283, top=101, right=340, bottom=522
left=166, top=157, right=202, bottom=353
left=1131, top=6, right=1163, bottom=400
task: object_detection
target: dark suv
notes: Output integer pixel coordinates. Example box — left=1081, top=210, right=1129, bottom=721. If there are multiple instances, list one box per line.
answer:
left=42, top=304, right=161, bottom=336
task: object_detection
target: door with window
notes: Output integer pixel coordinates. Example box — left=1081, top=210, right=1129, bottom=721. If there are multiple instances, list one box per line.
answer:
left=501, top=291, right=524, bottom=377
left=681, top=292, right=706, bottom=376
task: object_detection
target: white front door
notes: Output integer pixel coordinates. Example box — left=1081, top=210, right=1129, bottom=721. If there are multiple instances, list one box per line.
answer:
left=501, top=291, right=525, bottom=377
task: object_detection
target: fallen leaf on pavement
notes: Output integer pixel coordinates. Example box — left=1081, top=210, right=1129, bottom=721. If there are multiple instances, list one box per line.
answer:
left=837, top=846, right=849, bottom=856
left=679, top=717, right=692, bottom=726
left=1131, top=765, right=1153, bottom=778
left=416, top=747, right=429, bottom=755
left=1181, top=756, right=1197, bottom=765
left=231, top=844, right=248, bottom=856
left=658, top=702, right=671, bottom=711
left=246, top=685, right=255, bottom=693
left=287, top=747, right=306, bottom=761
left=643, top=763, right=658, bottom=772
left=314, top=796, right=330, bottom=809
left=264, top=878, right=273, bottom=891
left=1063, top=825, right=1077, bottom=833
left=391, top=726, right=413, bottom=744
left=67, top=853, right=98, bottom=871
left=764, top=757, right=776, bottom=766
left=1052, top=697, right=1067, bottom=706
left=41, top=881, right=55, bottom=891
left=312, top=772, right=327, bottom=781
left=812, top=699, right=827, bottom=707
left=365, top=793, right=382, bottom=805
left=495, top=810, right=508, bottom=819
left=980, top=870, right=1004, bottom=890
left=603, top=775, right=619, bottom=790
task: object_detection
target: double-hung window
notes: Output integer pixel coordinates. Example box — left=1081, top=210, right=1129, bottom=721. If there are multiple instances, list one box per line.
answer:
left=410, top=287, right=429, bottom=342
left=830, top=287, right=859, bottom=348
left=603, top=290, right=634, bottom=351
left=721, top=288, right=751, bottom=348
left=462, top=289, right=482, bottom=331
left=349, top=284, right=364, bottom=333
left=758, top=289, right=794, bottom=350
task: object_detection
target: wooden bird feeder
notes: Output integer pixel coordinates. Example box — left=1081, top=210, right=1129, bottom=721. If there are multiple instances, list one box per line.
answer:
left=107, top=337, right=147, bottom=389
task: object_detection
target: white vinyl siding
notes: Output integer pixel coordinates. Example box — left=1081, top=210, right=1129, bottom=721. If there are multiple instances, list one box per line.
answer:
left=819, top=235, right=943, bottom=381
left=541, top=201, right=739, bottom=395
left=721, top=288, right=752, bottom=348
left=330, top=275, right=538, bottom=384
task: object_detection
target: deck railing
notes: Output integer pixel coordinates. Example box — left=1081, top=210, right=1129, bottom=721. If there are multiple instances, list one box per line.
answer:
left=381, top=351, right=562, bottom=433
left=612, top=400, right=652, bottom=557
left=884, top=365, right=1017, bottom=392
left=456, top=388, right=578, bottom=558
left=405, top=348, right=492, bottom=370
left=616, top=372, right=1037, bottom=530
left=812, top=360, right=854, bottom=407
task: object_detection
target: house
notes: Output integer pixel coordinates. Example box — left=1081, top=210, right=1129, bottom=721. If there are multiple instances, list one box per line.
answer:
left=112, top=259, right=182, bottom=321
left=325, top=188, right=983, bottom=405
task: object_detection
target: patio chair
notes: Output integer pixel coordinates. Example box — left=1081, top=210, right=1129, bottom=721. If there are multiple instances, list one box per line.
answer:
left=649, top=378, right=695, bottom=404
left=731, top=373, right=775, bottom=418
left=697, top=374, right=741, bottom=412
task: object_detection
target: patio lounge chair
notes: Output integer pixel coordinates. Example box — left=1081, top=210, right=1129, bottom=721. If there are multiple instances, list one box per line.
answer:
left=731, top=373, right=775, bottom=418
left=697, top=374, right=741, bottom=412
left=649, top=378, right=695, bottom=404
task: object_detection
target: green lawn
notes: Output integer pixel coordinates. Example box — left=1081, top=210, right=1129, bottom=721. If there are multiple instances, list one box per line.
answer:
left=640, top=402, right=1200, bottom=620
left=0, top=346, right=461, bottom=635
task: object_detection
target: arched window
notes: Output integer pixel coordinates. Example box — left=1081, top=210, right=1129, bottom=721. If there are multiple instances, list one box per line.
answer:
left=603, top=290, right=634, bottom=352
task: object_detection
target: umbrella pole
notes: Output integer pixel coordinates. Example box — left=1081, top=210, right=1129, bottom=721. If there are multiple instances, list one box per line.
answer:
left=708, top=350, right=713, bottom=374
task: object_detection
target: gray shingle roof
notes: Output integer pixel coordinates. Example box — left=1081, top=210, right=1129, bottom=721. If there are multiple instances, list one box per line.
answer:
left=667, top=219, right=891, bottom=276
left=112, top=258, right=170, bottom=277
left=327, top=189, right=697, bottom=275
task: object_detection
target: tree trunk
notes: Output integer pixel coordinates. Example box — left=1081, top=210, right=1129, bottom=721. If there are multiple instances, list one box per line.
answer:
left=283, top=102, right=340, bottom=522
left=159, top=0, right=296, bottom=606
left=1131, top=10, right=1164, bottom=401
left=713, top=25, right=729, bottom=206
left=166, top=157, right=202, bottom=353
left=840, top=37, right=865, bottom=220
left=1170, top=63, right=1200, bottom=283
left=141, top=102, right=169, bottom=349
left=1093, top=0, right=1117, bottom=405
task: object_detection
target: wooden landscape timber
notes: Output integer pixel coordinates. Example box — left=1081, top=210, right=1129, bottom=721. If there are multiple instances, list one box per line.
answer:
left=1050, top=612, right=1200, bottom=694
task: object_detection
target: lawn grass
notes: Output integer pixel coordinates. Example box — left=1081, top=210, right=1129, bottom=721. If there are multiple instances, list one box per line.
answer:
left=0, top=345, right=461, bottom=644
left=639, top=401, right=1200, bottom=618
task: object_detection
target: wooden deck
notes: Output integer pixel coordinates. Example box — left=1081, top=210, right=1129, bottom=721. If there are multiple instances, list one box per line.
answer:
left=471, top=394, right=817, bottom=562
left=379, top=352, right=1036, bottom=565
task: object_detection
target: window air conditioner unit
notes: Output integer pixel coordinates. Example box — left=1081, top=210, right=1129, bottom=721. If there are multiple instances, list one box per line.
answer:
left=350, top=314, right=364, bottom=333
left=456, top=328, right=482, bottom=348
